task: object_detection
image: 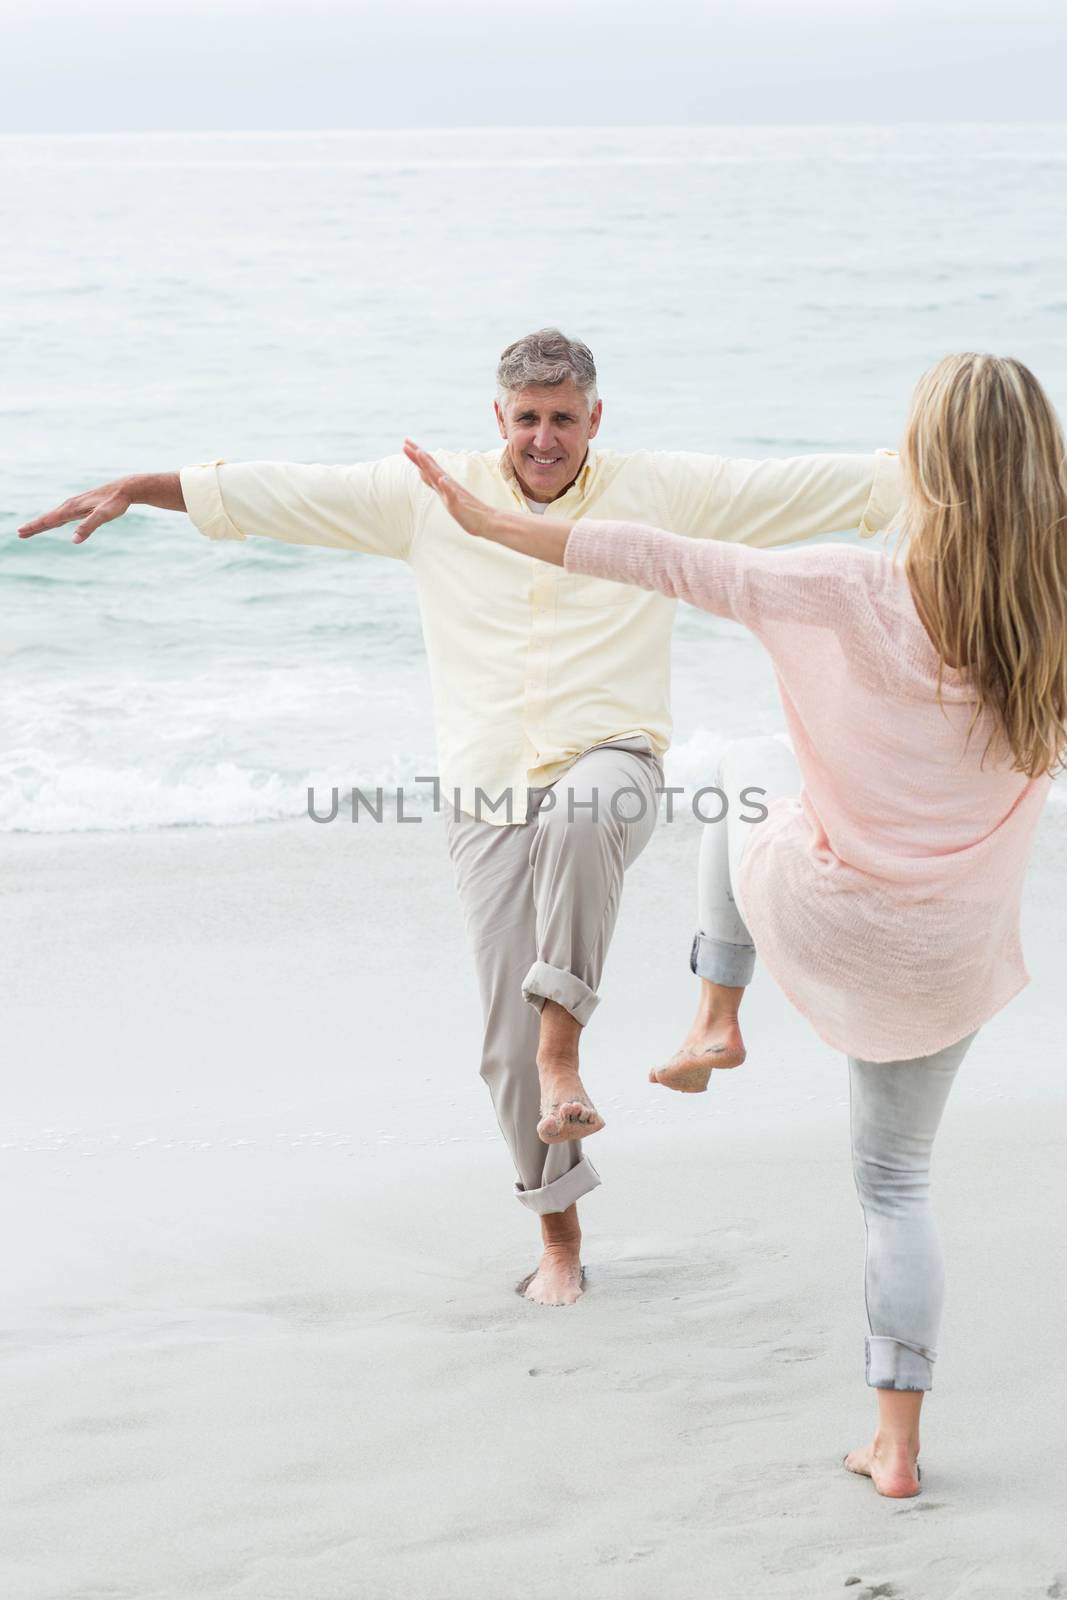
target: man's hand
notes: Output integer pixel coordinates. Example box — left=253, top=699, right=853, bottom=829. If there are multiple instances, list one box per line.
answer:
left=18, top=471, right=185, bottom=544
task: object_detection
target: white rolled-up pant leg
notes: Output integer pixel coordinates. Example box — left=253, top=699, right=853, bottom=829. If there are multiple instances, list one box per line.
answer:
left=691, top=736, right=800, bottom=985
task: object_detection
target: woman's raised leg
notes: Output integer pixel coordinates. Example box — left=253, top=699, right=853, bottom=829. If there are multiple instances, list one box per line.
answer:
left=651, top=735, right=800, bottom=1092
left=843, top=1030, right=977, bottom=1496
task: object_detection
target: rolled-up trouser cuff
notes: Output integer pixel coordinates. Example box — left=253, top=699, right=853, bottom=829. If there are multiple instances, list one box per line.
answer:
left=522, top=961, right=599, bottom=1027
left=690, top=931, right=756, bottom=987
left=514, top=1155, right=602, bottom=1216
left=865, top=1335, right=935, bottom=1392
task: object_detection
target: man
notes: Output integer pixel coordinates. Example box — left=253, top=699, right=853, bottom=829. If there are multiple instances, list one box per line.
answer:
left=18, top=329, right=900, bottom=1307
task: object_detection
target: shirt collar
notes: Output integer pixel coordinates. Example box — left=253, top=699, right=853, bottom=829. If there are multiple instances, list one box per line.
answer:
left=499, top=447, right=597, bottom=506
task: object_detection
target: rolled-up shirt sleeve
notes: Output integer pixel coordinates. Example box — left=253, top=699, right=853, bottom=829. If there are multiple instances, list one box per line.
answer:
left=179, top=453, right=418, bottom=560
left=654, top=446, right=901, bottom=547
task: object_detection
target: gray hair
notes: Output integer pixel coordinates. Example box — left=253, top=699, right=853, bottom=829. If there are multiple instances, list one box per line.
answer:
left=496, top=328, right=599, bottom=409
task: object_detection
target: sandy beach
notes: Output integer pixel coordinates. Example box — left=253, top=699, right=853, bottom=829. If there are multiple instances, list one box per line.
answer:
left=1, top=803, right=1065, bottom=1600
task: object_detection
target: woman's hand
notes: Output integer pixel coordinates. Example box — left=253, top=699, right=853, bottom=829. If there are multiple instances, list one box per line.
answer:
left=403, top=440, right=504, bottom=541
left=403, top=439, right=572, bottom=566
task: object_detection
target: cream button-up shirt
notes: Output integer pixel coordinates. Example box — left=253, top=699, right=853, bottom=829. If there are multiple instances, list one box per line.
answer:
left=179, top=445, right=901, bottom=823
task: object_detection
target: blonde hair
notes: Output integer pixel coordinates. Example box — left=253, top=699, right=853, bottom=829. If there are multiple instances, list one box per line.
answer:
left=899, top=353, right=1067, bottom=778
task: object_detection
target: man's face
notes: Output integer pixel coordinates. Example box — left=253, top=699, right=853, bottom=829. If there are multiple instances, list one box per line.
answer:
left=494, top=381, right=603, bottom=503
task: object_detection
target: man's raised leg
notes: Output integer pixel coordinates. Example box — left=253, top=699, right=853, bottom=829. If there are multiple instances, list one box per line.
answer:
left=445, top=808, right=601, bottom=1306
left=524, top=740, right=662, bottom=1137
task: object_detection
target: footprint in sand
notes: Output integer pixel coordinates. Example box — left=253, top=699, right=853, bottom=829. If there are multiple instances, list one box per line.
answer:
left=60, top=1412, right=154, bottom=1434
left=600, top=1546, right=655, bottom=1566
left=771, top=1344, right=821, bottom=1363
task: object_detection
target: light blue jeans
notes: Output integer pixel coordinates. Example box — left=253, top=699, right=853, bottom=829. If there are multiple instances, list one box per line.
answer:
left=693, top=735, right=977, bottom=1391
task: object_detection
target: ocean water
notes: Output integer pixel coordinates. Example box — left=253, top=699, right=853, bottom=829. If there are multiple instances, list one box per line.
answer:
left=3, top=124, right=1066, bottom=833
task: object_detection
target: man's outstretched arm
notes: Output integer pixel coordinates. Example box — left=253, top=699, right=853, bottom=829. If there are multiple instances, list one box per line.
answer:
left=18, top=456, right=419, bottom=559
left=18, top=472, right=185, bottom=544
left=655, top=447, right=902, bottom=548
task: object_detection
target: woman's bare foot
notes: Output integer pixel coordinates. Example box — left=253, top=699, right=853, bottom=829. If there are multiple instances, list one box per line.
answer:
left=844, top=1436, right=922, bottom=1498
left=518, top=1204, right=585, bottom=1306
left=536, top=1058, right=605, bottom=1143
left=846, top=1388, right=924, bottom=1497
left=651, top=977, right=746, bottom=1093
left=650, top=1017, right=745, bottom=1093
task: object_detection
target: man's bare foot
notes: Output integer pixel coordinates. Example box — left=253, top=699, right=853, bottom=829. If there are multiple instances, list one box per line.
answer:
left=844, top=1437, right=922, bottom=1498
left=536, top=1057, right=605, bottom=1144
left=650, top=1015, right=746, bottom=1093
left=518, top=1204, right=585, bottom=1306
left=518, top=1246, right=586, bottom=1306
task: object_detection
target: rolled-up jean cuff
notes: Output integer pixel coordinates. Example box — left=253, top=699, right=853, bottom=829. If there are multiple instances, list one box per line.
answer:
left=690, top=931, right=756, bottom=987
left=865, top=1335, right=935, bottom=1392
left=514, top=1155, right=602, bottom=1215
left=522, top=961, right=599, bottom=1027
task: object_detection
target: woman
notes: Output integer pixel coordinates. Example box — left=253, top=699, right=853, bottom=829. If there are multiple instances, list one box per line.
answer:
left=403, top=352, right=1067, bottom=1498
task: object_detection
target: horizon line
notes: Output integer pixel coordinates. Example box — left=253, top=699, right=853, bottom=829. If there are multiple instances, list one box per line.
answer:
left=3, top=120, right=1067, bottom=138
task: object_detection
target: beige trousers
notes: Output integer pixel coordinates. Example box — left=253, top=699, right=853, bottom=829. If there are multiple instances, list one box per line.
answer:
left=445, top=740, right=663, bottom=1215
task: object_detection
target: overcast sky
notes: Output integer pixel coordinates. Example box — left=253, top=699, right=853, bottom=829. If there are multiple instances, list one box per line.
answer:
left=1, top=0, right=1063, bottom=132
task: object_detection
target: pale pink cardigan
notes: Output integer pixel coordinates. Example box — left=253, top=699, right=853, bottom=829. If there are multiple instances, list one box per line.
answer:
left=565, top=519, right=1053, bottom=1061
